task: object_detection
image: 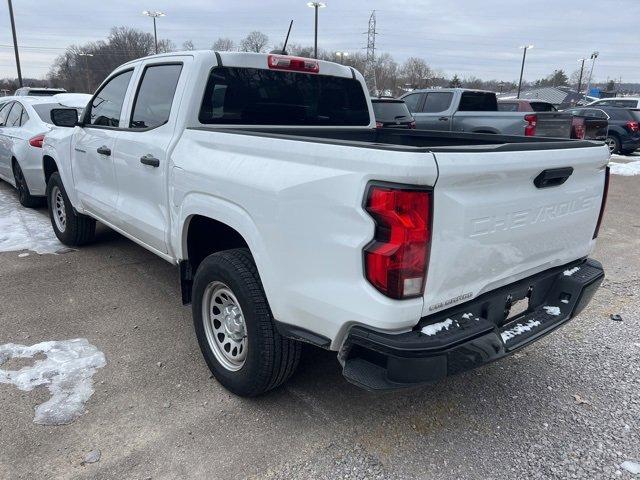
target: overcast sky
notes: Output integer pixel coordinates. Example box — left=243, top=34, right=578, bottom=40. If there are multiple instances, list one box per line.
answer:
left=1, top=0, right=638, bottom=83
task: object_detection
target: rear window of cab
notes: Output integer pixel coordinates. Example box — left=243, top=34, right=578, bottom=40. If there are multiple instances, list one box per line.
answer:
left=199, top=67, right=370, bottom=126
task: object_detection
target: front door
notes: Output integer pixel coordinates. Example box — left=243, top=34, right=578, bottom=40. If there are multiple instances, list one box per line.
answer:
left=72, top=69, right=135, bottom=221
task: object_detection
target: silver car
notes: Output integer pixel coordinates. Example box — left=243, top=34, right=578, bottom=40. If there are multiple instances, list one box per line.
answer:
left=0, top=93, right=90, bottom=207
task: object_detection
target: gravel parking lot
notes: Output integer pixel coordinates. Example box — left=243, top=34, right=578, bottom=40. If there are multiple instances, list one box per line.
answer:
left=0, top=160, right=639, bottom=479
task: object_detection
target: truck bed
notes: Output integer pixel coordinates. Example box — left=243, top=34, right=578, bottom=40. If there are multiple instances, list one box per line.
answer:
left=189, top=126, right=600, bottom=153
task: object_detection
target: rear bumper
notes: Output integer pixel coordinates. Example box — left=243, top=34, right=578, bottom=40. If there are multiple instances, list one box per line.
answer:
left=341, top=258, right=604, bottom=391
left=621, top=136, right=640, bottom=151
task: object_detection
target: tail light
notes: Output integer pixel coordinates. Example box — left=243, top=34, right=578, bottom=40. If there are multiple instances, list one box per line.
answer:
left=524, top=114, right=537, bottom=136
left=625, top=120, right=639, bottom=133
left=571, top=117, right=586, bottom=140
left=268, top=55, right=319, bottom=73
left=29, top=134, right=45, bottom=148
left=375, top=121, right=383, bottom=128
left=363, top=184, right=432, bottom=299
left=409, top=120, right=416, bottom=129
left=593, top=166, right=610, bottom=239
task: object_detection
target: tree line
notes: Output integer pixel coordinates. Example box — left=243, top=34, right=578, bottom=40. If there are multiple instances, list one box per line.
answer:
left=0, top=26, right=618, bottom=96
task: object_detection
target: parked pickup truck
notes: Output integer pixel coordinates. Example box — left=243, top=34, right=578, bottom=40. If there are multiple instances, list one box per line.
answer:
left=43, top=51, right=609, bottom=396
left=401, top=88, right=574, bottom=138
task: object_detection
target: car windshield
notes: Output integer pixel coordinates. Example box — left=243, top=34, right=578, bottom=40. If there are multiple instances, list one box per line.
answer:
left=199, top=67, right=370, bottom=126
left=32, top=103, right=82, bottom=124
left=372, top=101, right=411, bottom=122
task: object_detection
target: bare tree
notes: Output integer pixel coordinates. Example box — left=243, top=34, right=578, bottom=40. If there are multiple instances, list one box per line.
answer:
left=400, top=57, right=433, bottom=89
left=182, top=40, right=195, bottom=51
left=240, top=31, right=269, bottom=53
left=374, top=53, right=398, bottom=95
left=47, top=27, right=172, bottom=92
left=212, top=37, right=235, bottom=51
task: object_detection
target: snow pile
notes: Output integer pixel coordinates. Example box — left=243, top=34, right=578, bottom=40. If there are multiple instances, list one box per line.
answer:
left=501, top=319, right=541, bottom=343
left=563, top=267, right=580, bottom=276
left=0, top=183, right=65, bottom=254
left=0, top=339, right=106, bottom=425
left=421, top=318, right=453, bottom=336
left=609, top=160, right=640, bottom=176
left=621, top=461, right=640, bottom=475
left=543, top=306, right=561, bottom=316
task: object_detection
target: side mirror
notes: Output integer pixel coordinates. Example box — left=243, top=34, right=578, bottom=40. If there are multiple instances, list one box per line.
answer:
left=50, top=108, right=80, bottom=128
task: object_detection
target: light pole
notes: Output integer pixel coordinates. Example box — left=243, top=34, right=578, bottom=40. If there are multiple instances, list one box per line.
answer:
left=307, top=2, right=326, bottom=59
left=576, top=57, right=586, bottom=94
left=142, top=10, right=166, bottom=54
left=517, top=44, right=533, bottom=99
left=584, top=51, right=599, bottom=100
left=7, top=0, right=23, bottom=87
left=78, top=53, right=94, bottom=92
left=335, top=51, right=348, bottom=64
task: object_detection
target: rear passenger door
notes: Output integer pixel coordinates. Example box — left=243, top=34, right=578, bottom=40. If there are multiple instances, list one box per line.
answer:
left=114, top=60, right=186, bottom=253
left=412, top=92, right=454, bottom=131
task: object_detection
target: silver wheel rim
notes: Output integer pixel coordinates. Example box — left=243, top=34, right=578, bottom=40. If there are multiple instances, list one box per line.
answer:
left=51, top=186, right=66, bottom=233
left=605, top=137, right=616, bottom=153
left=202, top=281, right=247, bottom=371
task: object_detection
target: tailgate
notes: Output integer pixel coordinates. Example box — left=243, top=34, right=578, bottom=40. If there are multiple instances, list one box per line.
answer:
left=422, top=144, right=608, bottom=316
left=535, top=113, right=573, bottom=138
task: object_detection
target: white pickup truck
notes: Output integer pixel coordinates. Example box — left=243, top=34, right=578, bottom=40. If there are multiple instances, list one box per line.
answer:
left=43, top=51, right=609, bottom=396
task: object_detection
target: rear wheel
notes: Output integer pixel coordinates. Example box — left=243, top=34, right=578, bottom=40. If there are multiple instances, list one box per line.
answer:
left=605, top=135, right=621, bottom=155
left=13, top=161, right=42, bottom=208
left=46, top=172, right=95, bottom=246
left=192, top=248, right=301, bottom=396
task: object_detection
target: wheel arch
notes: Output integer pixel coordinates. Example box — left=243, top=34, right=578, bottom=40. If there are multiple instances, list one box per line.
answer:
left=42, top=154, right=59, bottom=185
left=177, top=194, right=274, bottom=307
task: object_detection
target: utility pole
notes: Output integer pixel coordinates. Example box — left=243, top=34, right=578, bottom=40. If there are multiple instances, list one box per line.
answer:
left=307, top=2, right=326, bottom=59
left=7, top=0, right=23, bottom=87
left=143, top=10, right=166, bottom=54
left=576, top=58, right=586, bottom=94
left=78, top=53, right=94, bottom=92
left=584, top=51, right=599, bottom=100
left=364, top=10, right=377, bottom=94
left=517, top=44, right=533, bottom=99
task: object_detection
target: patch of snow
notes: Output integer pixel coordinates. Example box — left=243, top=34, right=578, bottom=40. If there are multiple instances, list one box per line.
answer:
left=421, top=318, right=453, bottom=336
left=609, top=160, right=640, bottom=176
left=501, top=319, right=541, bottom=343
left=543, top=306, right=561, bottom=316
left=621, top=461, right=640, bottom=475
left=563, top=266, right=580, bottom=276
left=0, top=182, right=67, bottom=254
left=561, top=299, right=569, bottom=304
left=0, top=339, right=106, bottom=425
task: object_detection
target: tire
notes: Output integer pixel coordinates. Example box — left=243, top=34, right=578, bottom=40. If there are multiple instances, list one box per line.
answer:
left=13, top=161, right=42, bottom=208
left=605, top=135, right=621, bottom=155
left=46, top=172, right=96, bottom=246
left=192, top=248, right=301, bottom=397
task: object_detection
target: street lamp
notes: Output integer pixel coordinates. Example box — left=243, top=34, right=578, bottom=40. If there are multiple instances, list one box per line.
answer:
left=584, top=51, right=599, bottom=100
left=576, top=57, right=587, bottom=94
left=307, top=2, right=326, bottom=59
left=142, top=10, right=166, bottom=54
left=517, top=44, right=533, bottom=99
left=335, top=51, right=348, bottom=64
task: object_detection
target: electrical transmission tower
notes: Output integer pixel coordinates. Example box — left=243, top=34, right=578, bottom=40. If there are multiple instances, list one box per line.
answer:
left=364, top=10, right=377, bottom=94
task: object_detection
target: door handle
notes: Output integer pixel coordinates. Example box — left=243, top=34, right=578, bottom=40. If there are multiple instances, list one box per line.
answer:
left=438, top=116, right=449, bottom=121
left=140, top=154, right=160, bottom=168
left=96, top=146, right=111, bottom=156
left=534, top=167, right=574, bottom=188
